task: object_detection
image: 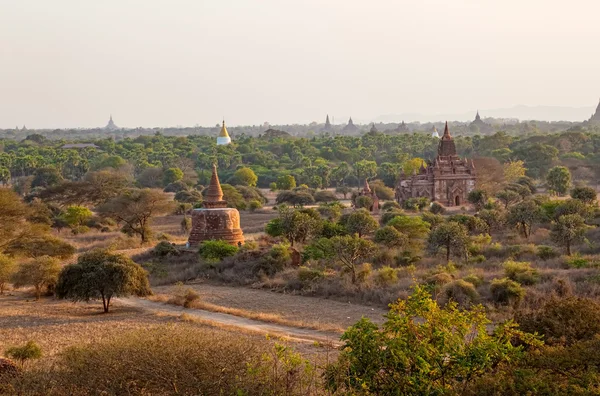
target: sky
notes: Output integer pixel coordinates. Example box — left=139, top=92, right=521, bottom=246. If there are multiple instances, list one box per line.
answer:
left=1, top=0, right=600, bottom=129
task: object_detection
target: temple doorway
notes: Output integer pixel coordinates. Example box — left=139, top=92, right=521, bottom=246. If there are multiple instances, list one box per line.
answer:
left=455, top=196, right=461, bottom=206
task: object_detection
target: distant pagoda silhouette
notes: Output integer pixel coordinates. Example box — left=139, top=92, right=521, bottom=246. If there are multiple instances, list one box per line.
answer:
left=590, top=99, right=600, bottom=122
left=342, top=117, right=359, bottom=133
left=105, top=115, right=118, bottom=131
left=323, top=114, right=332, bottom=131
left=396, top=120, right=409, bottom=133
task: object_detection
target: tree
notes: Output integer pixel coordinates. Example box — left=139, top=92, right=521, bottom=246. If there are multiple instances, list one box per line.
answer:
left=229, top=167, right=258, bottom=187
left=12, top=256, right=61, bottom=300
left=402, top=157, right=426, bottom=175
left=31, top=167, right=63, bottom=189
left=0, top=254, right=16, bottom=294
left=327, top=286, right=540, bottom=395
left=311, top=235, right=376, bottom=283
left=387, top=215, right=430, bottom=242
left=427, top=221, right=470, bottom=262
left=507, top=199, right=542, bottom=239
left=335, top=185, right=351, bottom=199
left=275, top=190, right=315, bottom=207
left=496, top=189, right=520, bottom=209
left=354, top=160, right=377, bottom=188
left=265, top=206, right=321, bottom=246
left=344, top=209, right=378, bottom=238
left=354, top=195, right=373, bottom=210
left=503, top=160, right=526, bottom=183
left=61, top=206, right=93, bottom=228
left=374, top=226, right=407, bottom=248
left=56, top=250, right=151, bottom=313
left=163, top=167, right=184, bottom=185
left=98, top=189, right=174, bottom=244
left=571, top=186, right=597, bottom=205
left=546, top=166, right=571, bottom=196
left=551, top=214, right=588, bottom=256
left=467, top=189, right=487, bottom=210
left=276, top=175, right=296, bottom=190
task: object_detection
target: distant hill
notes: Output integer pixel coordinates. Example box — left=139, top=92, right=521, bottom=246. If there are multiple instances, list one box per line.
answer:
left=371, top=105, right=596, bottom=123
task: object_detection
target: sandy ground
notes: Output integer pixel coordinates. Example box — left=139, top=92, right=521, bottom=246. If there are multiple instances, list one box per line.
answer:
left=154, top=282, right=388, bottom=329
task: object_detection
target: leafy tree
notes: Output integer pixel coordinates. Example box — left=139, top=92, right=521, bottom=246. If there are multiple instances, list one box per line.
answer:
left=31, top=167, right=63, bottom=189
left=335, top=185, right=351, bottom=199
left=61, top=206, right=93, bottom=227
left=198, top=240, right=238, bottom=260
left=550, top=214, right=588, bottom=256
left=496, top=189, right=520, bottom=209
left=93, top=155, right=127, bottom=170
left=387, top=215, right=430, bottom=246
left=344, top=209, right=378, bottom=238
left=265, top=206, right=321, bottom=246
left=276, top=174, right=296, bottom=190
left=467, top=189, right=487, bottom=210
left=0, top=254, right=16, bottom=294
left=98, top=189, right=174, bottom=244
left=427, top=221, right=470, bottom=262
left=275, top=190, right=315, bottom=207
left=316, top=235, right=376, bottom=283
left=478, top=209, right=506, bottom=235
left=354, top=160, right=377, bottom=188
left=507, top=199, right=543, bottom=239
left=56, top=250, right=151, bottom=313
left=546, top=166, right=571, bottom=196
left=402, top=157, right=426, bottom=175
left=374, top=226, right=407, bottom=248
left=571, top=186, right=597, bottom=205
left=354, top=195, right=373, bottom=210
left=163, top=167, right=184, bottom=185
left=327, top=286, right=540, bottom=395
left=229, top=167, right=258, bottom=187
left=368, top=180, right=395, bottom=200
left=174, top=189, right=203, bottom=204
left=12, top=256, right=61, bottom=300
left=503, top=160, right=526, bottom=183
left=136, top=167, right=164, bottom=188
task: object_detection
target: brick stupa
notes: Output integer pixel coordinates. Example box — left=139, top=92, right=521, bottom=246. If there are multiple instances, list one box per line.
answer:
left=188, top=164, right=244, bottom=247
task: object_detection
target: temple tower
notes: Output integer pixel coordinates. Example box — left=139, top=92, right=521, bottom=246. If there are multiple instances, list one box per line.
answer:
left=217, top=120, right=232, bottom=145
left=591, top=99, right=600, bottom=122
left=105, top=115, right=118, bottom=131
left=188, top=164, right=244, bottom=247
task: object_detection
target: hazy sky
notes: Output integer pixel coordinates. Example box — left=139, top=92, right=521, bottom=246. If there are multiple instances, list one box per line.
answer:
left=2, top=0, right=600, bottom=128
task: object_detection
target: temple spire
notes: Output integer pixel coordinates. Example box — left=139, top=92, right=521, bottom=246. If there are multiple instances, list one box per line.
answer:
left=475, top=110, right=481, bottom=121
left=324, top=114, right=332, bottom=129
left=443, top=121, right=451, bottom=138
left=203, top=164, right=227, bottom=208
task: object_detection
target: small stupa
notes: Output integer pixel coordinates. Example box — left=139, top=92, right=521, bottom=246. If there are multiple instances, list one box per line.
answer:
left=105, top=115, right=118, bottom=131
left=217, top=120, right=232, bottom=145
left=188, top=164, right=244, bottom=247
left=431, top=125, right=440, bottom=138
left=355, top=179, right=380, bottom=214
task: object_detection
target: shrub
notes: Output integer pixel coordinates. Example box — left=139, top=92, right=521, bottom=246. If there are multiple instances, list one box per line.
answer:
left=0, top=254, right=17, bottom=294
left=297, top=266, right=324, bottom=283
left=563, top=254, right=590, bottom=269
left=438, top=279, right=480, bottom=308
left=424, top=272, right=453, bottom=287
left=254, top=244, right=291, bottom=276
left=516, top=296, right=600, bottom=346
left=490, top=278, right=525, bottom=306
left=381, top=201, right=401, bottom=211
left=537, top=245, right=559, bottom=261
left=504, top=260, right=539, bottom=285
left=275, top=190, right=315, bottom=207
left=153, top=241, right=180, bottom=257
left=12, top=256, right=61, bottom=299
left=380, top=209, right=405, bottom=225
left=198, top=240, right=238, bottom=261
left=463, top=273, right=484, bottom=287
left=374, top=226, right=407, bottom=248
left=374, top=266, right=398, bottom=286
left=164, top=180, right=188, bottom=193
left=354, top=195, right=373, bottom=210
left=4, top=341, right=42, bottom=367
left=356, top=263, right=373, bottom=283
left=314, top=190, right=337, bottom=202
left=429, top=202, right=445, bottom=214
left=248, top=199, right=263, bottom=212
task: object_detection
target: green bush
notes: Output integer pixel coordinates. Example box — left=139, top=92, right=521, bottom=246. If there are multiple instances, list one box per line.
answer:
left=356, top=263, right=373, bottom=283
left=297, top=266, right=324, bottom=283
left=254, top=244, right=291, bottom=276
left=374, top=266, right=398, bottom=286
left=314, top=190, right=337, bottom=202
left=424, top=272, right=453, bottom=287
left=438, top=279, right=480, bottom=308
left=429, top=202, right=445, bottom=214
left=248, top=199, right=263, bottom=212
left=504, top=260, right=539, bottom=285
left=537, top=245, right=559, bottom=261
left=463, top=273, right=484, bottom=287
left=563, top=254, right=592, bottom=269
left=490, top=278, right=525, bottom=306
left=381, top=201, right=401, bottom=211
left=4, top=341, right=42, bottom=366
left=153, top=241, right=180, bottom=257
left=198, top=240, right=238, bottom=261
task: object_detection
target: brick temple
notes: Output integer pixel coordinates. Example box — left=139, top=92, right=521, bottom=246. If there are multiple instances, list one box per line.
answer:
left=395, top=122, right=476, bottom=207
left=188, top=164, right=244, bottom=247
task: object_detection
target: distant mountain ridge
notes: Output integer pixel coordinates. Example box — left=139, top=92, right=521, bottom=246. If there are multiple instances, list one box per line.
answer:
left=369, top=105, right=596, bottom=123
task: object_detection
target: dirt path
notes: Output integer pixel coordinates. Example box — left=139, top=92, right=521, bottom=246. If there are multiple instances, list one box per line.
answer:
left=118, top=297, right=343, bottom=345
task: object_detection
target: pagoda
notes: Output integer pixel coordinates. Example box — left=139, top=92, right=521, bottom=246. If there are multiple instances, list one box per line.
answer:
left=396, top=122, right=476, bottom=207
left=396, top=121, right=409, bottom=133
left=105, top=115, right=118, bottom=131
left=217, top=120, right=232, bottom=145
left=322, top=115, right=332, bottom=131
left=431, top=125, right=440, bottom=138
left=590, top=99, right=600, bottom=123
left=188, top=164, right=244, bottom=247
left=355, top=179, right=379, bottom=214
left=342, top=117, right=359, bottom=133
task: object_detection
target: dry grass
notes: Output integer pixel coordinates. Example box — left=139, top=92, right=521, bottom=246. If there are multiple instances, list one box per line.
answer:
left=149, top=292, right=346, bottom=333
left=152, top=283, right=386, bottom=330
